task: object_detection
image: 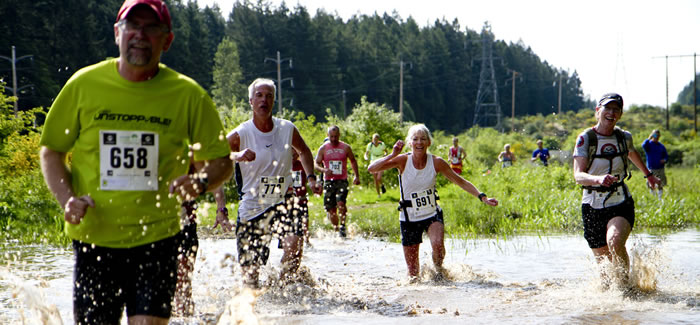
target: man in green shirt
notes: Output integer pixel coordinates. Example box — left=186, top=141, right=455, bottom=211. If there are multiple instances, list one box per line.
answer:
left=39, top=1, right=232, bottom=323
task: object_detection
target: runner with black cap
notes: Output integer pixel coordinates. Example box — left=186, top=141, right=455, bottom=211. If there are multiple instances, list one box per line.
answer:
left=573, top=92, right=661, bottom=289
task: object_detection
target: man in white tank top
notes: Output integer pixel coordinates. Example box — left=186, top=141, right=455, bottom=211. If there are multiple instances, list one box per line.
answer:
left=368, top=124, right=498, bottom=280
left=215, top=78, right=321, bottom=288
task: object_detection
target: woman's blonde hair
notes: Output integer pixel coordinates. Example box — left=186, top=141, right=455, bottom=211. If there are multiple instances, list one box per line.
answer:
left=405, top=124, right=433, bottom=149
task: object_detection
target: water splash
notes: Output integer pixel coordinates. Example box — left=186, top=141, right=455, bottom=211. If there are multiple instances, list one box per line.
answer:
left=629, top=241, right=666, bottom=294
left=0, top=268, right=63, bottom=325
left=216, top=288, right=260, bottom=325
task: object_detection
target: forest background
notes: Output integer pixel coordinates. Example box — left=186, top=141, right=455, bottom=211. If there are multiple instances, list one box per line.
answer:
left=1, top=0, right=698, bottom=244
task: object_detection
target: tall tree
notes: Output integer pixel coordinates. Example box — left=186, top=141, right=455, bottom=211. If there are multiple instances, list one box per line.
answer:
left=211, top=37, right=246, bottom=108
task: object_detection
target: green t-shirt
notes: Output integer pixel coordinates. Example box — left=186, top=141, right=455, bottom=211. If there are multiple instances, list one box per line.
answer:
left=40, top=58, right=230, bottom=248
left=366, top=141, right=386, bottom=162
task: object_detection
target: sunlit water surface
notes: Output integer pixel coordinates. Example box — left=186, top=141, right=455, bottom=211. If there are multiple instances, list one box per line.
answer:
left=2, top=229, right=699, bottom=324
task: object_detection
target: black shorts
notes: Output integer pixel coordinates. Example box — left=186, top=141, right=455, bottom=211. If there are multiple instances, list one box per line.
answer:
left=278, top=196, right=308, bottom=248
left=323, top=179, right=349, bottom=210
left=72, top=234, right=181, bottom=323
left=582, top=198, right=635, bottom=249
left=400, top=210, right=444, bottom=246
left=236, top=197, right=305, bottom=267
left=178, top=222, right=199, bottom=262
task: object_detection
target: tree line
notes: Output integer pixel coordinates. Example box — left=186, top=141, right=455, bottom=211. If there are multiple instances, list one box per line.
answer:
left=1, top=0, right=589, bottom=132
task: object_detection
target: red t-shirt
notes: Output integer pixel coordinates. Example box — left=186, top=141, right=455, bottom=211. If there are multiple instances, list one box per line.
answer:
left=320, top=142, right=349, bottom=180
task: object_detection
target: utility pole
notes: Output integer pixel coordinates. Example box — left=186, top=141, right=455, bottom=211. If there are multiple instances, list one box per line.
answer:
left=665, top=56, right=669, bottom=130
left=694, top=53, right=697, bottom=133
left=557, top=74, right=563, bottom=115
left=507, top=70, right=520, bottom=120
left=342, top=89, right=347, bottom=118
left=0, top=46, right=34, bottom=117
left=395, top=60, right=411, bottom=122
left=399, top=60, right=404, bottom=122
left=652, top=53, right=697, bottom=131
left=264, top=51, right=293, bottom=114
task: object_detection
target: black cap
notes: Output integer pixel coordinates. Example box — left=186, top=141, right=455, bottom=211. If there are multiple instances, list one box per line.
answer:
left=598, top=93, right=623, bottom=108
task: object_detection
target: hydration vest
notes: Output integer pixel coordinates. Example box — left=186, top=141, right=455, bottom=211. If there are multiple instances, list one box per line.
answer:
left=583, top=126, right=630, bottom=180
left=582, top=126, right=631, bottom=205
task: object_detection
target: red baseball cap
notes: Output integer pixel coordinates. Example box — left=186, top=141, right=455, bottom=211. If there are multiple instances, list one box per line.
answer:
left=116, top=0, right=172, bottom=31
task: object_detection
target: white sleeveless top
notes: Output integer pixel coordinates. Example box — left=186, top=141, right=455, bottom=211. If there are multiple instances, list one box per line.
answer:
left=398, top=153, right=439, bottom=222
left=233, top=117, right=294, bottom=221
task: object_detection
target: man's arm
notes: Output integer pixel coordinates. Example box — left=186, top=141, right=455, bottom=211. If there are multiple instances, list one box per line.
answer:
left=171, top=133, right=236, bottom=202
left=315, top=145, right=329, bottom=173
left=40, top=146, right=95, bottom=224
left=170, top=156, right=233, bottom=202
left=40, top=147, right=73, bottom=207
left=192, top=159, right=231, bottom=232
left=661, top=145, right=668, bottom=164
left=346, top=145, right=361, bottom=185
left=291, top=127, right=321, bottom=194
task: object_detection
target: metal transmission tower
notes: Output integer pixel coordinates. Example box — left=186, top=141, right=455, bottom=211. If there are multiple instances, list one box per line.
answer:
left=472, top=23, right=502, bottom=131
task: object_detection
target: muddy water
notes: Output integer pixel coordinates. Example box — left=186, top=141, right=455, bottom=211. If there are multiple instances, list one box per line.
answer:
left=2, top=230, right=699, bottom=324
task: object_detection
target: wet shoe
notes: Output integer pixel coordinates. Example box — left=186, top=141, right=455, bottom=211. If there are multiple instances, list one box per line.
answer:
left=381, top=185, right=386, bottom=193
left=339, top=225, right=347, bottom=238
left=243, top=277, right=261, bottom=289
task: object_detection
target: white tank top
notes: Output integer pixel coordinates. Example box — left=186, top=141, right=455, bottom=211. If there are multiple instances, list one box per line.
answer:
left=398, top=153, right=439, bottom=222
left=233, top=117, right=294, bottom=221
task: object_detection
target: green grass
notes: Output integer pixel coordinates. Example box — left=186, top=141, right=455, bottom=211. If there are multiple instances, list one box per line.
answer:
left=337, top=165, right=696, bottom=241
left=196, top=165, right=699, bottom=243
left=4, top=165, right=698, bottom=246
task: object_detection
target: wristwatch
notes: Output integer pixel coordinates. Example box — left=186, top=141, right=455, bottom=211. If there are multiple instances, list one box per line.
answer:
left=197, top=177, right=209, bottom=195
left=218, top=207, right=228, bottom=216
left=478, top=192, right=487, bottom=201
left=644, top=172, right=654, bottom=178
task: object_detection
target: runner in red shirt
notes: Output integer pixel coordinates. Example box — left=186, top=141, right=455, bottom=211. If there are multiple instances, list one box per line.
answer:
left=315, top=125, right=360, bottom=237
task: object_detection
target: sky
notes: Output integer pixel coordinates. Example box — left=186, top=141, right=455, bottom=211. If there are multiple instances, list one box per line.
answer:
left=197, top=0, right=700, bottom=108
